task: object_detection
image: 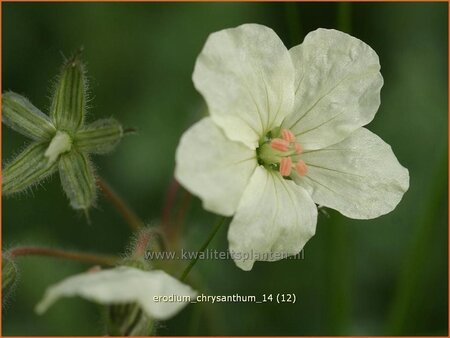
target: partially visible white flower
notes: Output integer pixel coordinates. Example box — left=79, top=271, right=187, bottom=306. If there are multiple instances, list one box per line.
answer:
left=175, top=24, right=409, bottom=270
left=36, top=266, right=196, bottom=321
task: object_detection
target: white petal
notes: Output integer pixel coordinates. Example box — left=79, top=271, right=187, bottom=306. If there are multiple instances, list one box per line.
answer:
left=228, top=166, right=317, bottom=271
left=294, top=128, right=409, bottom=219
left=193, top=24, right=295, bottom=149
left=35, top=267, right=197, bottom=321
left=283, top=29, right=383, bottom=150
left=175, top=117, right=257, bottom=216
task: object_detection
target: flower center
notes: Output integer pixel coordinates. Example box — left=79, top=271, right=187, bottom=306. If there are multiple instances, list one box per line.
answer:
left=44, top=130, right=72, bottom=164
left=257, top=128, right=308, bottom=177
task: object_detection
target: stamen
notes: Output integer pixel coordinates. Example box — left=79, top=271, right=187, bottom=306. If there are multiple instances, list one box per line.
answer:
left=271, top=138, right=289, bottom=152
left=281, top=129, right=296, bottom=142
left=294, top=143, right=303, bottom=155
left=280, top=157, right=292, bottom=176
left=295, top=160, right=308, bottom=176
left=259, top=130, right=307, bottom=179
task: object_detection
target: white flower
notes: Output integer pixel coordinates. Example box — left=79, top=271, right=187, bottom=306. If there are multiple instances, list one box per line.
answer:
left=175, top=24, right=409, bottom=271
left=36, top=266, right=197, bottom=320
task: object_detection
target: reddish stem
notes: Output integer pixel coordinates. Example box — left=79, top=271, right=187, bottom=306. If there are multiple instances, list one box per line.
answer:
left=8, top=247, right=118, bottom=266
left=172, top=189, right=192, bottom=245
left=161, top=177, right=180, bottom=237
left=97, top=177, right=144, bottom=231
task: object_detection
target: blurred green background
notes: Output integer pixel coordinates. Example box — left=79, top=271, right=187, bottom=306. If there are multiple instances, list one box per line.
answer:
left=2, top=2, right=448, bottom=336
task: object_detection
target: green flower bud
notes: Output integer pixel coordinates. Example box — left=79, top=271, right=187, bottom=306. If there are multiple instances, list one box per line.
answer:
left=134, top=228, right=166, bottom=255
left=123, top=227, right=168, bottom=271
left=2, top=255, right=19, bottom=304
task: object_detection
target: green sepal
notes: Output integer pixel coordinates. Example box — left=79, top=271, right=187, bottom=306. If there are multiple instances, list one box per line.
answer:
left=2, top=254, right=19, bottom=305
left=74, top=118, right=123, bottom=154
left=106, top=302, right=154, bottom=336
left=119, top=258, right=149, bottom=271
left=2, top=92, right=56, bottom=141
left=59, top=150, right=96, bottom=210
left=2, top=142, right=58, bottom=195
left=50, top=54, right=87, bottom=131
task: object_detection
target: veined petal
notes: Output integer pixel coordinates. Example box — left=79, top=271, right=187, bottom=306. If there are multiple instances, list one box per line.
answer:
left=294, top=128, right=409, bottom=219
left=50, top=55, right=87, bottom=131
left=35, top=267, right=197, bottom=320
left=2, top=142, right=57, bottom=195
left=74, top=118, right=123, bottom=154
left=175, top=117, right=257, bottom=216
left=283, top=29, right=383, bottom=150
left=193, top=24, right=295, bottom=149
left=228, top=166, right=317, bottom=271
left=2, top=92, right=56, bottom=141
left=59, top=150, right=96, bottom=210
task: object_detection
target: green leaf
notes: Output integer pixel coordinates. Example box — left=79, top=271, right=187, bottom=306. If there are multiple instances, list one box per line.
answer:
left=2, top=92, right=56, bottom=141
left=50, top=55, right=87, bottom=131
left=74, top=118, right=123, bottom=154
left=59, top=150, right=96, bottom=210
left=2, top=142, right=57, bottom=195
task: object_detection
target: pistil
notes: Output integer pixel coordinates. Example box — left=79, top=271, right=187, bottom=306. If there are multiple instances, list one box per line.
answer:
left=44, top=130, right=72, bottom=164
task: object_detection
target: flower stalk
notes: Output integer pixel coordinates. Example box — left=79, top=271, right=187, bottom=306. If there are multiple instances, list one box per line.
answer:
left=180, top=216, right=227, bottom=281
left=161, top=177, right=180, bottom=229
left=97, top=177, right=144, bottom=231
left=8, top=246, right=118, bottom=266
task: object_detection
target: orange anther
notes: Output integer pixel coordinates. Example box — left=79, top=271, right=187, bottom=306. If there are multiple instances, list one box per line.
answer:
left=271, top=138, right=289, bottom=152
left=295, top=160, right=308, bottom=176
left=280, top=157, right=293, bottom=177
left=294, top=143, right=303, bottom=155
left=281, top=129, right=296, bottom=142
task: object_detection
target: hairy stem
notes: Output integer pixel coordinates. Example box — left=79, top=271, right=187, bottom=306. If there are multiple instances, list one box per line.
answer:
left=180, top=216, right=227, bottom=281
left=97, top=177, right=144, bottom=231
left=8, top=246, right=118, bottom=266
